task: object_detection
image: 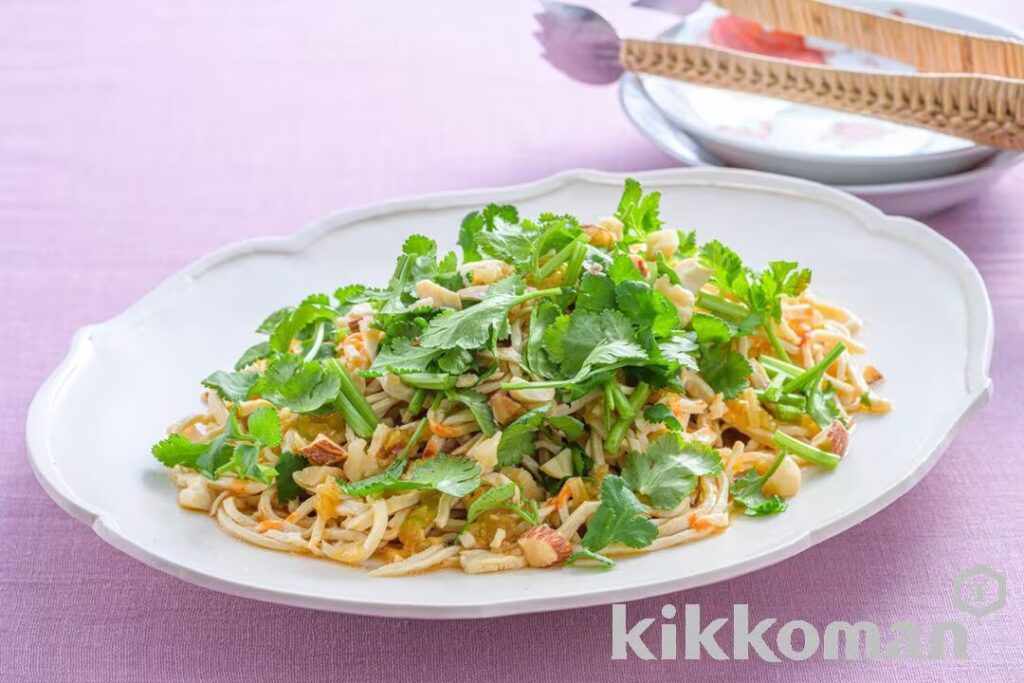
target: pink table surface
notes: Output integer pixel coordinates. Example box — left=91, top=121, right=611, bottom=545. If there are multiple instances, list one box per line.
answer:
left=2, top=1, right=1022, bottom=681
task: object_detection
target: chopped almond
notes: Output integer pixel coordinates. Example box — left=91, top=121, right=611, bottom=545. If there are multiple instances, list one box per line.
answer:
left=863, top=365, right=884, bottom=385
left=826, top=421, right=849, bottom=456
left=300, top=433, right=347, bottom=465
left=517, top=525, right=572, bottom=567
left=489, top=391, right=525, bottom=426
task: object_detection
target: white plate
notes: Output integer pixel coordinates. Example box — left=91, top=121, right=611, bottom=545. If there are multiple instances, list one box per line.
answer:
left=27, top=169, right=993, bottom=618
left=621, top=73, right=1024, bottom=218
left=638, top=0, right=1021, bottom=185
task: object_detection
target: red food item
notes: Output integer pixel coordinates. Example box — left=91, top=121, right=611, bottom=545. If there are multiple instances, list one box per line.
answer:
left=709, top=15, right=826, bottom=64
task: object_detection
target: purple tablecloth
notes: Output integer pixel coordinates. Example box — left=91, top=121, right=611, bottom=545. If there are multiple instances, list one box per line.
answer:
left=2, top=1, right=1022, bottom=680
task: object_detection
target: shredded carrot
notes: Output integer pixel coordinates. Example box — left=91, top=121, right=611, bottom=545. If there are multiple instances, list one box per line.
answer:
left=421, top=438, right=441, bottom=459
left=667, top=395, right=686, bottom=422
left=257, top=519, right=284, bottom=532
left=691, top=516, right=716, bottom=532
left=553, top=482, right=573, bottom=510
left=429, top=421, right=462, bottom=439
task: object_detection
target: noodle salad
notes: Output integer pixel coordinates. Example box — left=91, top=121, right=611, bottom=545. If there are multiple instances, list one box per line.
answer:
left=152, top=180, right=889, bottom=575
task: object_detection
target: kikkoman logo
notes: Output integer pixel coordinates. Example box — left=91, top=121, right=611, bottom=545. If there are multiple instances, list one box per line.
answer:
left=611, top=565, right=1007, bottom=662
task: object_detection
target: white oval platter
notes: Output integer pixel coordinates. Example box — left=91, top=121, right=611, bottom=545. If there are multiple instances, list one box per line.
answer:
left=26, top=169, right=993, bottom=618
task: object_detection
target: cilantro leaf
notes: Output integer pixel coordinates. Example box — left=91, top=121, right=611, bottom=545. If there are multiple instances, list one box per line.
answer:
left=581, top=475, right=658, bottom=552
left=337, top=454, right=481, bottom=498
left=607, top=253, right=644, bottom=284
left=615, top=280, right=680, bottom=337
left=622, top=433, right=723, bottom=510
left=497, top=406, right=549, bottom=466
left=255, top=356, right=341, bottom=413
left=419, top=277, right=555, bottom=351
left=268, top=297, right=337, bottom=353
left=152, top=434, right=207, bottom=469
left=437, top=348, right=473, bottom=375
left=545, top=309, right=635, bottom=376
left=677, top=230, right=697, bottom=258
left=475, top=220, right=534, bottom=264
left=731, top=450, right=788, bottom=516
left=753, top=261, right=812, bottom=322
left=215, top=443, right=276, bottom=484
left=165, top=410, right=283, bottom=484
left=407, top=454, right=482, bottom=497
left=202, top=369, right=259, bottom=403
left=699, top=345, right=752, bottom=400
left=459, top=204, right=519, bottom=263
left=577, top=273, right=616, bottom=311
left=446, top=389, right=496, bottom=437
left=699, top=240, right=745, bottom=293
left=691, top=313, right=734, bottom=344
left=337, top=457, right=407, bottom=497
left=466, top=483, right=516, bottom=523
left=615, top=178, right=663, bottom=241
left=465, top=483, right=541, bottom=525
left=257, top=307, right=292, bottom=335
left=690, top=313, right=751, bottom=399
left=366, top=339, right=440, bottom=376
left=658, top=336, right=699, bottom=372
left=246, top=406, right=282, bottom=448
left=234, top=341, right=273, bottom=371
left=548, top=415, right=585, bottom=440
left=274, top=451, right=309, bottom=503
left=643, top=403, right=681, bottom=431
left=377, top=235, right=442, bottom=315
left=524, top=301, right=561, bottom=380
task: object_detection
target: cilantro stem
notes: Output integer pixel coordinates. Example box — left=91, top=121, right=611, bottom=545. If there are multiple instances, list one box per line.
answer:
left=698, top=292, right=789, bottom=359
left=760, top=355, right=803, bottom=378
left=400, top=373, right=456, bottom=391
left=602, top=380, right=614, bottom=430
left=755, top=390, right=806, bottom=409
left=782, top=343, right=846, bottom=394
left=763, top=323, right=789, bottom=360
left=407, top=387, right=427, bottom=416
left=762, top=448, right=788, bottom=479
left=534, top=238, right=583, bottom=282
left=608, top=380, right=634, bottom=419
left=561, top=242, right=587, bottom=290
left=500, top=378, right=573, bottom=390
left=772, top=430, right=840, bottom=468
left=696, top=292, right=748, bottom=320
left=397, top=418, right=430, bottom=460
left=768, top=404, right=802, bottom=422
left=762, top=372, right=786, bottom=403
left=604, top=382, right=650, bottom=454
left=516, top=287, right=563, bottom=305
left=303, top=322, right=326, bottom=362
left=325, top=359, right=378, bottom=439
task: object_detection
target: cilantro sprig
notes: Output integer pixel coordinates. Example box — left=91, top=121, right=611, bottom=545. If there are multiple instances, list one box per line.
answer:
left=622, top=433, right=723, bottom=510
left=152, top=407, right=283, bottom=484
left=465, top=483, right=541, bottom=526
left=697, top=240, right=810, bottom=360
left=570, top=475, right=658, bottom=568
left=730, top=449, right=789, bottom=516
left=337, top=454, right=482, bottom=498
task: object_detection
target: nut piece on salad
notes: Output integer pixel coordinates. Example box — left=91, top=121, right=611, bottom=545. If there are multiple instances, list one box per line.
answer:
left=518, top=525, right=573, bottom=568
left=300, top=434, right=347, bottom=465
